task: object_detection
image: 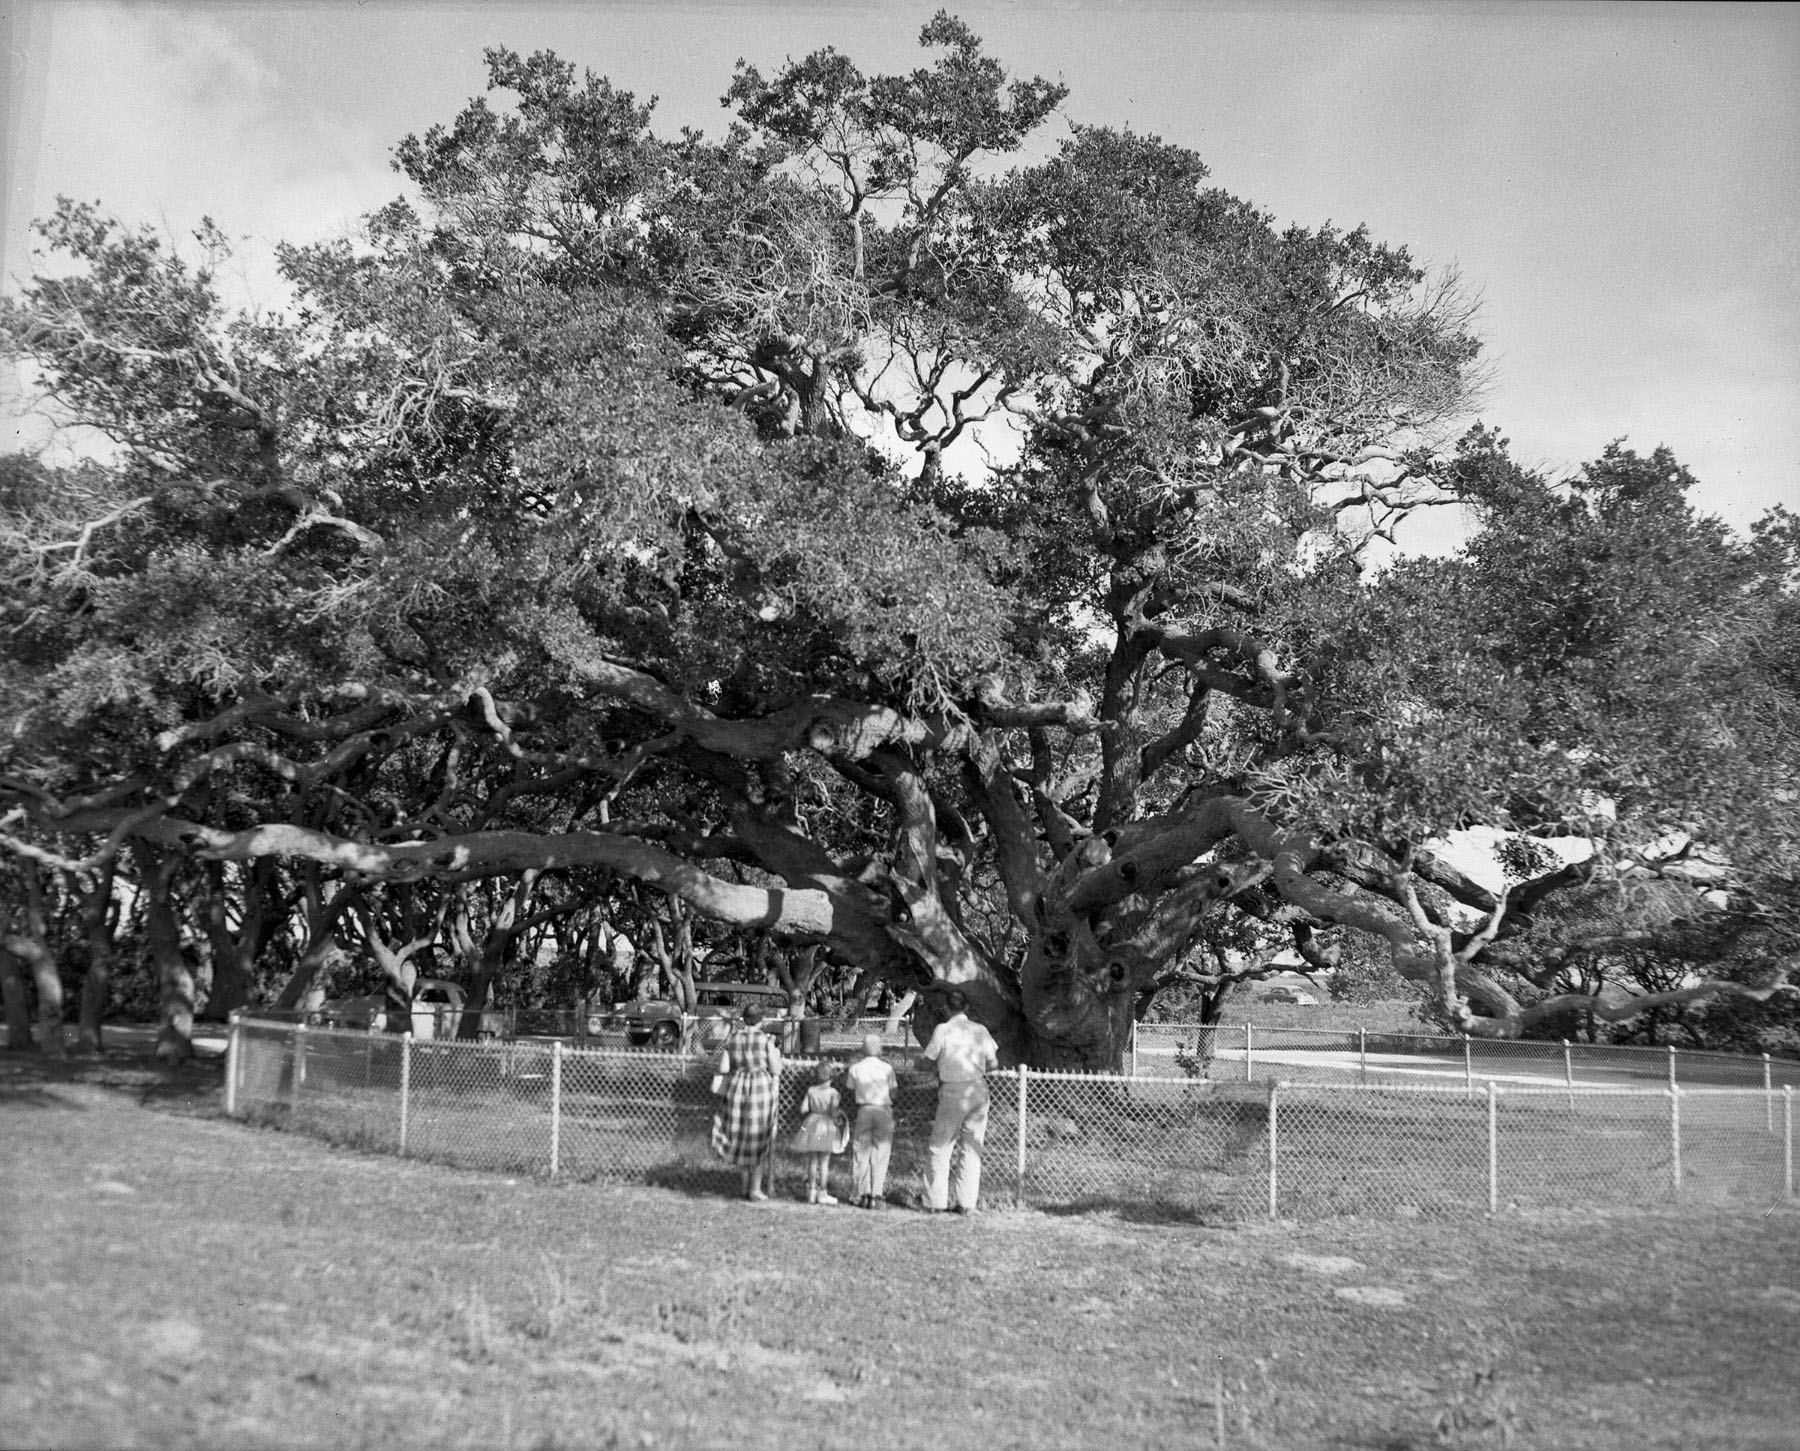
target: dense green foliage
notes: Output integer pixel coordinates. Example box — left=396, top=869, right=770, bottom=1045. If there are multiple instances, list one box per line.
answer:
left=2, top=17, right=1794, bottom=1063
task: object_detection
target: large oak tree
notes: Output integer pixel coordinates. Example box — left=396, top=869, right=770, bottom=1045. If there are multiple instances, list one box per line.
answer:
left=3, top=16, right=1794, bottom=1065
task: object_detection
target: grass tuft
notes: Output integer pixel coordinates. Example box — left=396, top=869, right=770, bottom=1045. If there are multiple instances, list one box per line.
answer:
left=520, top=1255, right=574, bottom=1343
left=452, top=1283, right=498, bottom=1363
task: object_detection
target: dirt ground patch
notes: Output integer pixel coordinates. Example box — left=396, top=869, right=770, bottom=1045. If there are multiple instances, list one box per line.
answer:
left=3, top=1051, right=1798, bottom=1450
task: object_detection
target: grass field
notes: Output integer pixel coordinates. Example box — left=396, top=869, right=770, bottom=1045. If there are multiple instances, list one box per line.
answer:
left=5, top=1051, right=1800, bottom=1450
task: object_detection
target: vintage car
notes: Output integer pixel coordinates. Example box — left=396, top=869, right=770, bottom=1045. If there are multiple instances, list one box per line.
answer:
left=608, top=996, right=685, bottom=1049
left=606, top=982, right=797, bottom=1049
left=316, top=978, right=503, bottom=1039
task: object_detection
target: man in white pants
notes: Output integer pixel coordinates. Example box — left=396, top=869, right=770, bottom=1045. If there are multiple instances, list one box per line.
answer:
left=921, top=989, right=1000, bottom=1214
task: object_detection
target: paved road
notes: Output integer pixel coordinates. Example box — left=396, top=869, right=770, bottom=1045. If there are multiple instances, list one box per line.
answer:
left=1133, top=1044, right=1793, bottom=1091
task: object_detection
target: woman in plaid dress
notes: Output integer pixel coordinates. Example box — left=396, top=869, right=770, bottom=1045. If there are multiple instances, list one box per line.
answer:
left=711, top=1004, right=784, bottom=1200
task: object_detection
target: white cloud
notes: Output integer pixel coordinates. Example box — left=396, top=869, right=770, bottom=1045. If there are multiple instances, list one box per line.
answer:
left=15, top=4, right=398, bottom=312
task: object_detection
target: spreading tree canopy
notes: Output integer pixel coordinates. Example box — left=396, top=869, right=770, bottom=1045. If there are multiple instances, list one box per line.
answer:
left=3, top=16, right=1795, bottom=1064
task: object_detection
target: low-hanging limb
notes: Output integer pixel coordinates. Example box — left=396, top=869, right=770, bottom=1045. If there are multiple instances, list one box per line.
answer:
left=44, top=808, right=849, bottom=940
left=1514, top=972, right=1799, bottom=1032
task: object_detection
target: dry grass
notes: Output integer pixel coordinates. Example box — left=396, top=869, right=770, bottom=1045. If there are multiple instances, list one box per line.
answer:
left=3, top=1050, right=1798, bottom=1450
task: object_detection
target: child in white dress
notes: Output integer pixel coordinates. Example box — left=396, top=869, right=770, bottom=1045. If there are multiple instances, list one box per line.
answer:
left=791, top=1060, right=847, bottom=1204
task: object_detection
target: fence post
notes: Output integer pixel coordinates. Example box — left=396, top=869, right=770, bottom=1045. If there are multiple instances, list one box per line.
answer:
left=1785, top=1086, right=1794, bottom=1200
left=292, top=1020, right=308, bottom=1109
left=1245, top=1023, right=1254, bottom=1082
left=1266, top=1079, right=1280, bottom=1221
left=1129, top=1020, right=1138, bottom=1079
left=1668, top=1044, right=1677, bottom=1089
left=1669, top=1086, right=1682, bottom=1194
left=1359, top=1026, right=1367, bottom=1084
left=399, top=1032, right=411, bottom=1157
left=1487, top=1081, right=1499, bottom=1214
left=549, top=1041, right=562, bottom=1179
left=1463, top=1035, right=1472, bottom=1099
left=1765, top=1054, right=1774, bottom=1134
left=224, top=1010, right=241, bottom=1117
left=1562, top=1039, right=1574, bottom=1111
left=1015, top=1065, right=1028, bottom=1208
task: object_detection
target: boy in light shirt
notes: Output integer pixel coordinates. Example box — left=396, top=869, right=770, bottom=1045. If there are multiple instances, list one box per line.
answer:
left=844, top=1033, right=899, bottom=1209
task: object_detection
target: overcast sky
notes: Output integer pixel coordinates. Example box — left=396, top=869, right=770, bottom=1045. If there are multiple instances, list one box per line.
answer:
left=4, top=0, right=1796, bottom=543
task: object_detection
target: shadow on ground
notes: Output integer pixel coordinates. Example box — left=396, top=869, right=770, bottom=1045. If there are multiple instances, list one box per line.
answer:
left=0, top=1046, right=223, bottom=1115
left=1039, top=1194, right=1240, bottom=1227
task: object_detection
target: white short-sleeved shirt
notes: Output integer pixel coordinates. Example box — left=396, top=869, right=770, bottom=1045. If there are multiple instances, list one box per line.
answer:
left=845, top=1055, right=898, bottom=1107
left=923, top=1013, right=999, bottom=1083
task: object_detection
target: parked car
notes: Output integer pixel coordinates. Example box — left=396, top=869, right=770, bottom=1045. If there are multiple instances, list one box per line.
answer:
left=696, top=983, right=801, bottom=1049
left=605, top=982, right=795, bottom=1049
left=317, top=978, right=504, bottom=1040
left=1261, top=985, right=1318, bottom=1006
left=609, top=997, right=685, bottom=1049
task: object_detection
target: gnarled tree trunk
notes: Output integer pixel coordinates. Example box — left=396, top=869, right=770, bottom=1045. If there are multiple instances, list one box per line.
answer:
left=76, top=860, right=120, bottom=1053
left=199, top=858, right=277, bottom=1021
left=136, top=842, right=196, bottom=1064
left=3, top=866, right=66, bottom=1057
left=1, top=945, right=34, bottom=1051
left=275, top=867, right=351, bottom=1011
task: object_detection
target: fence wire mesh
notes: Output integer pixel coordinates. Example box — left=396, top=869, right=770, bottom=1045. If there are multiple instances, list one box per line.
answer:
left=1013, top=1071, right=1269, bottom=1220
left=1275, top=1085, right=1490, bottom=1219
left=229, top=1018, right=1797, bottom=1221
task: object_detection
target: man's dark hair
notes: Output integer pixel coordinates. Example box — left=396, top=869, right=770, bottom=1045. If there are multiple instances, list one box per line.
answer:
left=743, top=1003, right=764, bottom=1025
left=944, top=989, right=968, bottom=1015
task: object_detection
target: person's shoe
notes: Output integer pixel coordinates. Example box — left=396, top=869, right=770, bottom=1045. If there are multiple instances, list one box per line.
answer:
left=817, top=1192, right=839, bottom=1206
left=857, top=1194, right=873, bottom=1210
left=952, top=1205, right=973, bottom=1216
left=748, top=1190, right=769, bottom=1202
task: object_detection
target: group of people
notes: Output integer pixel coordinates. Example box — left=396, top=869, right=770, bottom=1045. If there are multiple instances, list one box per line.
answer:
left=708, top=989, right=1000, bottom=1213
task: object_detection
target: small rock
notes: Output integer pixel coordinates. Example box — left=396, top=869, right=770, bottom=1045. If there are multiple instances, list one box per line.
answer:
left=1285, top=1253, right=1360, bottom=1276
left=1334, top=1286, right=1407, bottom=1308
left=92, top=1181, right=136, bottom=1196
left=147, top=1318, right=204, bottom=1359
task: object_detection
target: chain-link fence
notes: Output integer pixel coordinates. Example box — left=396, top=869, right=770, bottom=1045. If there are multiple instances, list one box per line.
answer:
left=227, top=1016, right=1796, bottom=1221
left=263, top=1003, right=918, bottom=1060
left=265, top=1001, right=1797, bottom=1093
left=1128, top=1022, right=1800, bottom=1093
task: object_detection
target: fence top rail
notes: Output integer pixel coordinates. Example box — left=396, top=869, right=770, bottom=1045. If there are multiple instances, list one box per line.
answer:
left=565, top=1044, right=844, bottom=1071
left=1279, top=1080, right=1783, bottom=1100
left=232, top=1016, right=1798, bottom=1085
left=1005, top=1068, right=1254, bottom=1087
left=1137, top=1029, right=1800, bottom=1072
left=976, top=1069, right=1783, bottom=1098
left=1139, top=1020, right=1798, bottom=1063
left=240, top=1016, right=383, bottom=1042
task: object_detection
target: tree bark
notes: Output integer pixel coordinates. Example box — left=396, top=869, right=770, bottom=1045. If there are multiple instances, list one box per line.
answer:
left=451, top=874, right=541, bottom=1040
left=274, top=868, right=349, bottom=1011
left=1, top=945, right=34, bottom=1051
left=4, top=867, right=66, bottom=1057
left=76, top=860, right=119, bottom=1053
left=199, top=859, right=272, bottom=1021
left=136, top=842, right=196, bottom=1064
